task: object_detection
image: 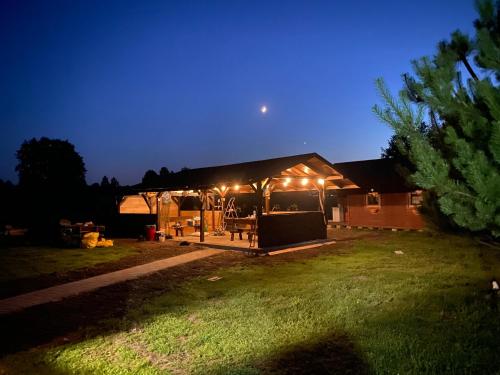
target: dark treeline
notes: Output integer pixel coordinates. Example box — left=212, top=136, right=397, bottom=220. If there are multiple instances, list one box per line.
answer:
left=0, top=137, right=178, bottom=243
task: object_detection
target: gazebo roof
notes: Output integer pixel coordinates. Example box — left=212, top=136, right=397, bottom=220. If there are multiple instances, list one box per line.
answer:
left=138, top=153, right=358, bottom=193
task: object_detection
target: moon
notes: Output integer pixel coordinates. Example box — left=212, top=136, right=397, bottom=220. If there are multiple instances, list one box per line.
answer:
left=260, top=105, right=268, bottom=114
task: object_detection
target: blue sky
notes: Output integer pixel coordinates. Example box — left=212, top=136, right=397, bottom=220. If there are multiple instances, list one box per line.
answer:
left=1, top=0, right=476, bottom=184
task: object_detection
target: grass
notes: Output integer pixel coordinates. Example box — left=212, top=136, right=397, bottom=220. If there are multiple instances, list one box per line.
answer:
left=0, top=243, right=140, bottom=282
left=2, top=230, right=500, bottom=374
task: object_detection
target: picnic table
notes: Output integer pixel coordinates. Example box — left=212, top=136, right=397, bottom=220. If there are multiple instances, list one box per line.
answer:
left=225, top=217, right=257, bottom=244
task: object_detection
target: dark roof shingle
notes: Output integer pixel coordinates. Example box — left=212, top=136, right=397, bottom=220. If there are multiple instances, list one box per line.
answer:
left=332, top=158, right=414, bottom=193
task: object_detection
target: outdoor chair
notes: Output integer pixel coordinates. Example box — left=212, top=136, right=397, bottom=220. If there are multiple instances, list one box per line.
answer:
left=229, top=224, right=243, bottom=241
left=173, top=223, right=184, bottom=237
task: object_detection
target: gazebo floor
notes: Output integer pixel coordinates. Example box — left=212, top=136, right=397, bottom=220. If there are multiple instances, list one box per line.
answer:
left=174, top=231, right=256, bottom=252
left=173, top=231, right=334, bottom=253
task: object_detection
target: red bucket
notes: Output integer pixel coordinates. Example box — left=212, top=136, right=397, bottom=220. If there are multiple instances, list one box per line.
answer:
left=145, top=225, right=156, bottom=241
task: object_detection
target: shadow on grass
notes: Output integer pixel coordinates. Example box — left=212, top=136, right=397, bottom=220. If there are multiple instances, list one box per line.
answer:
left=254, top=333, right=369, bottom=375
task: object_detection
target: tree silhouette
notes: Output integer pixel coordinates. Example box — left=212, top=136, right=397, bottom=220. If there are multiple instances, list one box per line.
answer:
left=110, top=177, right=120, bottom=189
left=159, top=167, right=170, bottom=178
left=16, top=137, right=86, bottom=189
left=15, top=137, right=87, bottom=241
left=100, top=176, right=110, bottom=188
left=141, top=169, right=159, bottom=187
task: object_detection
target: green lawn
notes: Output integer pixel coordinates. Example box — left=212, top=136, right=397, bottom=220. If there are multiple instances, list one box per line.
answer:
left=2, top=230, right=500, bottom=374
left=0, top=243, right=140, bottom=282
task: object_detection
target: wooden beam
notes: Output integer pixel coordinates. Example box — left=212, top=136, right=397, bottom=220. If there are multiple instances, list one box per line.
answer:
left=301, top=161, right=324, bottom=176
left=140, top=193, right=154, bottom=214
left=118, top=196, right=128, bottom=208
left=325, top=175, right=344, bottom=180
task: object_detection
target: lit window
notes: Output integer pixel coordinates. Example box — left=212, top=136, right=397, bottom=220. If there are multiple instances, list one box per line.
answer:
left=410, top=191, right=423, bottom=206
left=367, top=192, right=380, bottom=206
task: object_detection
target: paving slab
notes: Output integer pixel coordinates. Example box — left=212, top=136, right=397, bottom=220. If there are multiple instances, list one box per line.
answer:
left=267, top=241, right=336, bottom=256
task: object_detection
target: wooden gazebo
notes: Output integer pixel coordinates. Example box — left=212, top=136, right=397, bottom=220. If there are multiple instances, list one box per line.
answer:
left=137, top=153, right=358, bottom=249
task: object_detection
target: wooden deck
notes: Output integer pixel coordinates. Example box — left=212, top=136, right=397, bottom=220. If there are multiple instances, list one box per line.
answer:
left=175, top=231, right=255, bottom=251
left=174, top=230, right=334, bottom=253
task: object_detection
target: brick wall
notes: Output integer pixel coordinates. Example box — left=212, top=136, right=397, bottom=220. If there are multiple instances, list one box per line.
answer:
left=340, top=192, right=424, bottom=229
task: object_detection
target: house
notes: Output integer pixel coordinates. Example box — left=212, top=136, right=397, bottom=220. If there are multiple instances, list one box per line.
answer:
left=119, top=154, right=425, bottom=247
left=332, top=158, right=425, bottom=230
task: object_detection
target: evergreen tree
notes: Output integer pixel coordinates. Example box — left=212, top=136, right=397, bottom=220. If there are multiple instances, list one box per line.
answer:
left=110, top=177, right=120, bottom=189
left=100, top=176, right=110, bottom=188
left=373, top=0, right=500, bottom=238
left=159, top=167, right=171, bottom=178
left=142, top=169, right=159, bottom=186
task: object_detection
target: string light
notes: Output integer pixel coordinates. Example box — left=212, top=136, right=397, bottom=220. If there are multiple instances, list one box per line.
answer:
left=285, top=177, right=291, bottom=183
left=301, top=178, right=308, bottom=186
left=317, top=178, right=325, bottom=185
left=234, top=184, right=240, bottom=191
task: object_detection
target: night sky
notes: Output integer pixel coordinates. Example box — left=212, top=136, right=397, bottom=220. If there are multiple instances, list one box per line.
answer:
left=1, top=0, right=476, bottom=185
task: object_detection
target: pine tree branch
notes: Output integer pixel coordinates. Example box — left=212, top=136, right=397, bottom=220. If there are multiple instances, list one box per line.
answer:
left=462, top=56, right=479, bottom=81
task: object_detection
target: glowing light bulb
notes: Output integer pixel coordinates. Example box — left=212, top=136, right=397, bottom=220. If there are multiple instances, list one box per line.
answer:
left=221, top=185, right=226, bottom=191
left=234, top=184, right=240, bottom=191
left=317, top=178, right=325, bottom=185
left=301, top=178, right=308, bottom=186
left=260, top=105, right=268, bottom=114
left=285, top=177, right=291, bottom=183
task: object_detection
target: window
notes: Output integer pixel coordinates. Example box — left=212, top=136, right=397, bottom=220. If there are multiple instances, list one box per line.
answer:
left=366, top=191, right=380, bottom=206
left=410, top=191, right=423, bottom=206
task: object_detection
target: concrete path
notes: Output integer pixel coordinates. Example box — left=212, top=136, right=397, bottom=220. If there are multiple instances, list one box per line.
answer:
left=0, top=248, right=223, bottom=315
left=268, top=241, right=336, bottom=256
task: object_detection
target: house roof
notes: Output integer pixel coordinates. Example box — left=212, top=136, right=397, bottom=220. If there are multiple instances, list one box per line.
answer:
left=138, top=153, right=356, bottom=192
left=332, top=158, right=414, bottom=193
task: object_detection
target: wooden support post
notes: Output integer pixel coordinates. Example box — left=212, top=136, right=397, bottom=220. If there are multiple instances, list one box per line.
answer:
left=211, top=192, right=216, bottom=231
left=199, top=190, right=207, bottom=243
left=319, top=185, right=327, bottom=225
left=156, top=193, right=161, bottom=230
left=312, top=181, right=327, bottom=226
left=166, top=200, right=171, bottom=236
left=319, top=186, right=328, bottom=225
left=200, top=208, right=205, bottom=242
left=264, top=187, right=271, bottom=214
left=256, top=182, right=263, bottom=248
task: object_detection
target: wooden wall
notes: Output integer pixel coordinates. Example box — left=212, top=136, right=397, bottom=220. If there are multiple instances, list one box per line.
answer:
left=258, top=212, right=326, bottom=248
left=119, top=195, right=155, bottom=214
left=339, top=192, right=424, bottom=229
left=159, top=209, right=221, bottom=234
